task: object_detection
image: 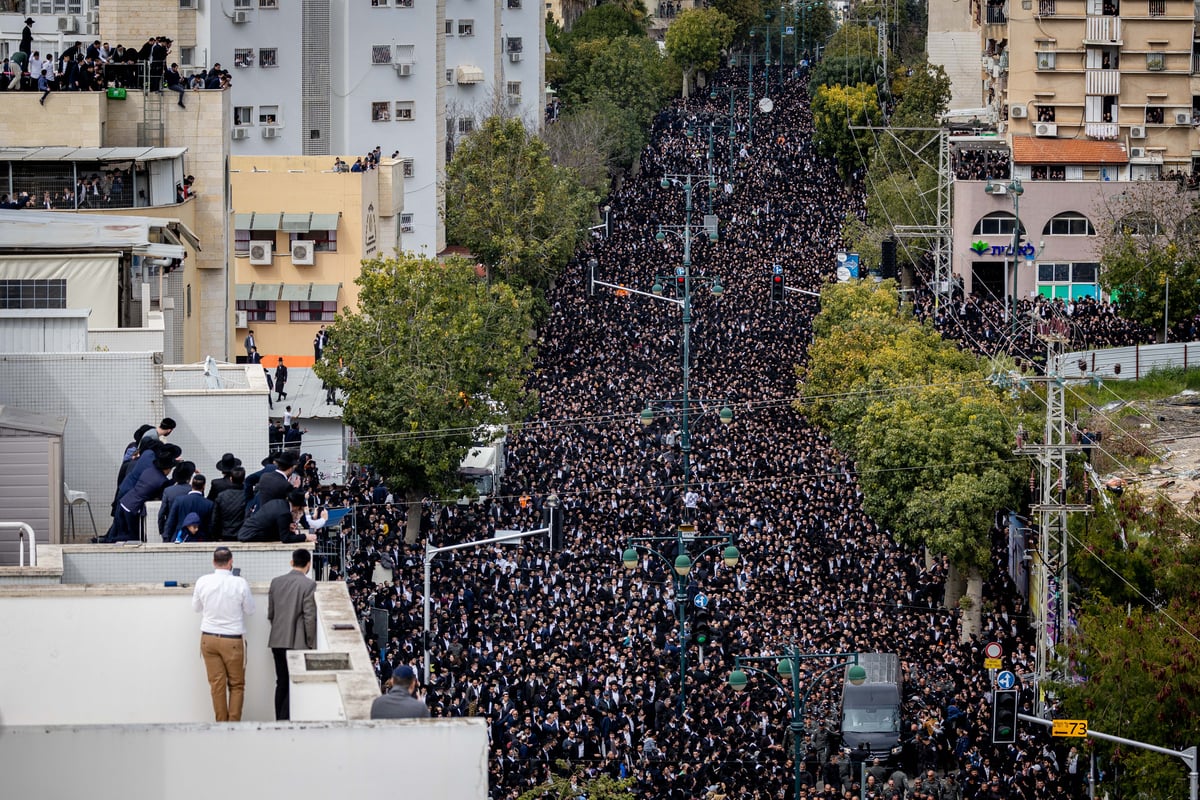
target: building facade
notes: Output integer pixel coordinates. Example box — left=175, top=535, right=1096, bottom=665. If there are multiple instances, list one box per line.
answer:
left=230, top=154, right=404, bottom=364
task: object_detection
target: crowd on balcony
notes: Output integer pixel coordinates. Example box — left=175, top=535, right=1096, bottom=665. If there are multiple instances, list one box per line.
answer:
left=952, top=148, right=1011, bottom=181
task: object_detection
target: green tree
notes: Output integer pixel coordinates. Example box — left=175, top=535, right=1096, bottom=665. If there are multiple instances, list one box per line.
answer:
left=517, top=762, right=636, bottom=800
left=566, top=3, right=646, bottom=42
left=445, top=116, right=596, bottom=290
left=314, top=254, right=537, bottom=541
left=822, top=23, right=883, bottom=62
left=1094, top=184, right=1200, bottom=339
left=811, top=82, right=882, bottom=182
left=664, top=7, right=735, bottom=97
left=809, top=54, right=881, bottom=96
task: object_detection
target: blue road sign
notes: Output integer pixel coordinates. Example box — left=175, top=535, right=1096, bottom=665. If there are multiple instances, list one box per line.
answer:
left=694, top=594, right=709, bottom=609
left=996, top=670, right=1017, bottom=690
left=772, top=264, right=783, bottom=275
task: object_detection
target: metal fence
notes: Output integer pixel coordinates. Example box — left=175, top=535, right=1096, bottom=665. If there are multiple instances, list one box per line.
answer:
left=1058, top=341, right=1200, bottom=380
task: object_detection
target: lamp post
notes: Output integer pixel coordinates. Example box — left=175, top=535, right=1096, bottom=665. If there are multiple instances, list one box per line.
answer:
left=984, top=176, right=1024, bottom=334
left=422, top=526, right=550, bottom=681
left=729, top=651, right=867, bottom=800
left=709, top=86, right=747, bottom=168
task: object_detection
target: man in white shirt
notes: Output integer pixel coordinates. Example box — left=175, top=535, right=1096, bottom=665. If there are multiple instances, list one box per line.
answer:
left=192, top=546, right=256, bottom=721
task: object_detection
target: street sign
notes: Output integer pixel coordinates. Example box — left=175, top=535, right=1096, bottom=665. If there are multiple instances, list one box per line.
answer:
left=1052, top=719, right=1088, bottom=738
left=996, top=670, right=1017, bottom=690
left=772, top=264, right=784, bottom=275
left=694, top=594, right=709, bottom=609
left=984, top=641, right=1003, bottom=659
left=984, top=657, right=1003, bottom=669
left=785, top=26, right=795, bottom=34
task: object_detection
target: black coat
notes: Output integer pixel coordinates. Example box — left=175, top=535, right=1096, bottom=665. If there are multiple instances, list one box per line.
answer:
left=211, top=486, right=247, bottom=540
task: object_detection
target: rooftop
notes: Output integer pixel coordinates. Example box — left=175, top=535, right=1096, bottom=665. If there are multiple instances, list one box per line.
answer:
left=1011, top=137, right=1130, bottom=165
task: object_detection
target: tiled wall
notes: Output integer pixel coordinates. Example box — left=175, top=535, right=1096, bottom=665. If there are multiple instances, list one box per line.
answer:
left=61, top=544, right=301, bottom=585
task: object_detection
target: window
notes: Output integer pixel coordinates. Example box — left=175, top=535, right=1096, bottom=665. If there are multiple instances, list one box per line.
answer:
left=234, top=49, right=255, bottom=68
left=371, top=45, right=393, bottom=65
left=372, top=101, right=391, bottom=121
left=1036, top=51, right=1055, bottom=70
left=1146, top=52, right=1165, bottom=71
left=1146, top=106, right=1164, bottom=124
left=458, top=19, right=474, bottom=36
left=507, top=36, right=523, bottom=53
left=236, top=300, right=277, bottom=322
left=290, top=301, right=337, bottom=323
left=446, top=69, right=455, bottom=84
left=400, top=212, right=414, bottom=232
left=1116, top=213, right=1161, bottom=235
left=973, top=212, right=1024, bottom=236
left=290, top=231, right=338, bottom=252
left=1149, top=0, right=1165, bottom=14
left=0, top=279, right=66, bottom=310
left=234, top=106, right=254, bottom=126
left=507, top=80, right=521, bottom=97
left=259, top=105, right=280, bottom=125
left=260, top=0, right=278, bottom=7
left=180, top=47, right=196, bottom=67
left=186, top=284, right=192, bottom=318
left=402, top=158, right=414, bottom=178
left=29, top=0, right=84, bottom=11
left=1037, top=0, right=1055, bottom=13
left=372, top=0, right=390, bottom=5
left=458, top=117, right=475, bottom=134
left=396, top=101, right=415, bottom=120
left=234, top=0, right=252, bottom=7
left=508, top=0, right=522, bottom=7
left=397, top=0, right=413, bottom=6
left=1037, top=262, right=1100, bottom=299
left=445, top=18, right=454, bottom=34
left=1043, top=213, right=1096, bottom=236
left=1036, top=104, right=1056, bottom=122
left=234, top=228, right=251, bottom=255
left=259, top=48, right=278, bottom=68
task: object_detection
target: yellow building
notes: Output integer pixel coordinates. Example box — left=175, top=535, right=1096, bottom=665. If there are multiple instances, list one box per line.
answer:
left=230, top=156, right=404, bottom=365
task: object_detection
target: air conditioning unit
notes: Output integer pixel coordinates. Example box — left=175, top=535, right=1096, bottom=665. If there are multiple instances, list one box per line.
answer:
left=507, top=94, right=522, bottom=106
left=1010, top=105, right=1027, bottom=119
left=1175, top=111, right=1191, bottom=125
left=180, top=0, right=199, bottom=8
left=58, top=16, right=78, bottom=32
left=248, top=241, right=273, bottom=265
left=509, top=51, right=522, bottom=63
left=232, top=9, right=249, bottom=23
left=394, top=63, right=412, bottom=77
left=86, top=10, right=99, bottom=24
left=231, top=127, right=249, bottom=140
left=235, top=309, right=248, bottom=328
left=990, top=183, right=1007, bottom=195
left=1035, top=122, right=1057, bottom=137
left=262, top=126, right=280, bottom=139
left=1129, top=146, right=1146, bottom=158
left=1130, top=125, right=1147, bottom=139
left=291, top=240, right=315, bottom=265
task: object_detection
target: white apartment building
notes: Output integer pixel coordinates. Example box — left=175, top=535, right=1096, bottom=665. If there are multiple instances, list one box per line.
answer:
left=2, top=0, right=544, bottom=257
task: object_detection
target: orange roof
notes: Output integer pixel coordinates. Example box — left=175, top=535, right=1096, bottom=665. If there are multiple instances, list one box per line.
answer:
left=1011, top=136, right=1129, bottom=165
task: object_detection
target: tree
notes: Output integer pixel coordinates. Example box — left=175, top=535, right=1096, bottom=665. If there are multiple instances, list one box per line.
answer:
left=586, top=35, right=672, bottom=129
left=811, top=82, right=882, bottom=182
left=1094, top=183, right=1200, bottom=340
left=314, top=254, right=537, bottom=542
left=809, top=54, right=881, bottom=97
left=664, top=7, right=735, bottom=98
left=517, top=762, right=636, bottom=800
left=566, top=3, right=646, bottom=42
left=445, top=116, right=596, bottom=290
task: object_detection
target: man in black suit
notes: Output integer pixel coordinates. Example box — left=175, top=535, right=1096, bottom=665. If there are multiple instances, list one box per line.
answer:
left=256, top=450, right=297, bottom=506
left=267, top=548, right=317, bottom=720
left=238, top=490, right=316, bottom=544
left=244, top=330, right=256, bottom=358
left=208, top=453, right=242, bottom=501
left=274, top=357, right=289, bottom=402
left=243, top=455, right=276, bottom=506
left=165, top=474, right=214, bottom=542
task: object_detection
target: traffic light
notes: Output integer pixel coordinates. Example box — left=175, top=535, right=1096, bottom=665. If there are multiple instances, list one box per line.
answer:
left=692, top=607, right=714, bottom=648
left=880, top=236, right=898, bottom=279
left=675, top=274, right=686, bottom=297
left=771, top=273, right=784, bottom=302
left=992, top=689, right=1019, bottom=744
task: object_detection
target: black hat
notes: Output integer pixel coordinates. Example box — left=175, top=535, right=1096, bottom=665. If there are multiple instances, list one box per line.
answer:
left=24, top=18, right=34, bottom=25
left=153, top=453, right=179, bottom=471
left=261, top=455, right=276, bottom=467
left=216, top=453, right=242, bottom=472
left=274, top=451, right=299, bottom=470
left=155, top=442, right=182, bottom=462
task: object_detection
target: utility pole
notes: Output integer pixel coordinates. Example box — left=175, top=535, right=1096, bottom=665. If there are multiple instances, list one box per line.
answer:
left=1011, top=323, right=1091, bottom=714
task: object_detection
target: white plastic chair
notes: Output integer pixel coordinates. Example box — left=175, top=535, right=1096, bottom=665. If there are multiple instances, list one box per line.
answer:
left=64, top=482, right=98, bottom=541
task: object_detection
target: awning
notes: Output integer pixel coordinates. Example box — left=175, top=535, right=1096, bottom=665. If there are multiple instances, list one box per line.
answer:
left=136, top=242, right=187, bottom=259
left=282, top=212, right=312, bottom=233
left=279, top=283, right=312, bottom=301
left=1011, top=136, right=1129, bottom=165
left=249, top=283, right=282, bottom=301
left=309, top=213, right=340, bottom=231
left=235, top=284, right=252, bottom=301
left=250, top=213, right=282, bottom=231
left=309, top=283, right=341, bottom=302
left=0, top=146, right=187, bottom=162
left=456, top=65, right=485, bottom=84
left=234, top=213, right=253, bottom=230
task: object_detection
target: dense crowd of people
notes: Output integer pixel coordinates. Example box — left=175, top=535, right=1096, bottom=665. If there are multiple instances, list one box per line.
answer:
left=951, top=147, right=1011, bottom=181
left=314, top=68, right=1083, bottom=798
left=913, top=291, right=1156, bottom=368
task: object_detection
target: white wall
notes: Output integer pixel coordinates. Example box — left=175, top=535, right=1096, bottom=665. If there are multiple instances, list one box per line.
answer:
left=0, top=719, right=488, bottom=800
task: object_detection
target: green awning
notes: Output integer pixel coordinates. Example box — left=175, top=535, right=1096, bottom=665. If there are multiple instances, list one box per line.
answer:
left=234, top=213, right=253, bottom=230
left=250, top=213, right=281, bottom=231
left=309, top=213, right=340, bottom=231
left=235, top=284, right=252, bottom=301
left=308, top=283, right=341, bottom=302
left=281, top=212, right=312, bottom=233
left=279, top=283, right=312, bottom=301
left=249, top=283, right=281, bottom=301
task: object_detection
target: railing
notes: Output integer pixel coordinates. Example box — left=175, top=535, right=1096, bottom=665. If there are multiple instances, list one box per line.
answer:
left=1085, top=68, right=1120, bottom=94
left=1085, top=122, right=1119, bottom=139
left=986, top=3, right=1009, bottom=22
left=1192, top=53, right=1200, bottom=74
left=1038, top=0, right=1056, bottom=13
left=1085, top=15, right=1121, bottom=42
left=0, top=522, right=37, bottom=568
left=1149, top=0, right=1165, bottom=14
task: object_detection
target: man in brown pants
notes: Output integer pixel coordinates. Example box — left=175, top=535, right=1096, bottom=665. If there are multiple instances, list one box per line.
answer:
left=192, top=546, right=256, bottom=720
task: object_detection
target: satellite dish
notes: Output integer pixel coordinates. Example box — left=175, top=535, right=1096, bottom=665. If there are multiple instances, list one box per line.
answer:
left=758, top=97, right=775, bottom=113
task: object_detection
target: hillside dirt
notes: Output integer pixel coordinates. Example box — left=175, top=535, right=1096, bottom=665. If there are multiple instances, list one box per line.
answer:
left=1091, top=390, right=1200, bottom=506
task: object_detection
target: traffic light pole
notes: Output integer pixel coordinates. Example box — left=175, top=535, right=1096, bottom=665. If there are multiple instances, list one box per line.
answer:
left=1019, top=715, right=1197, bottom=800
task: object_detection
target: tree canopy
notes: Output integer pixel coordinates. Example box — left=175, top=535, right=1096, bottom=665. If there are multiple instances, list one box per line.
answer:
left=446, top=116, right=596, bottom=290
left=664, top=7, right=735, bottom=97
left=811, top=82, right=882, bottom=182
left=314, top=254, right=537, bottom=506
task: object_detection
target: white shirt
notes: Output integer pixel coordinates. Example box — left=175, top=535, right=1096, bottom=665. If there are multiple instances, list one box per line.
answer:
left=192, top=567, right=255, bottom=635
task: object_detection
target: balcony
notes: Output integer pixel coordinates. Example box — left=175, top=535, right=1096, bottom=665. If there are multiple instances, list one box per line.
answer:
left=1084, top=16, right=1122, bottom=44
left=1085, top=68, right=1121, bottom=94
left=986, top=1, right=1009, bottom=23
left=1085, top=122, right=1120, bottom=139
left=1038, top=0, right=1057, bottom=13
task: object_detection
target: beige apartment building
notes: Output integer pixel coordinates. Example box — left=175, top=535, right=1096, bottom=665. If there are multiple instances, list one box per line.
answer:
left=230, top=156, right=404, bottom=365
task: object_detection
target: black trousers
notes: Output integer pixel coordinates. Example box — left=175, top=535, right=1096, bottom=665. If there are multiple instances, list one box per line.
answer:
left=272, top=647, right=291, bottom=720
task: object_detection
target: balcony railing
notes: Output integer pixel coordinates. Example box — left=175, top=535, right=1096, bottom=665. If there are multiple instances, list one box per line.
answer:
left=986, top=3, right=1009, bottom=23
left=1084, top=16, right=1121, bottom=43
left=1085, top=68, right=1121, bottom=94
left=1149, top=0, right=1165, bottom=14
left=1038, top=0, right=1056, bottom=14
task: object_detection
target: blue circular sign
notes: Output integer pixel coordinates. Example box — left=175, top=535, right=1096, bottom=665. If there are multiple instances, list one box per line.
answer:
left=694, top=594, right=709, bottom=609
left=996, top=670, right=1017, bottom=690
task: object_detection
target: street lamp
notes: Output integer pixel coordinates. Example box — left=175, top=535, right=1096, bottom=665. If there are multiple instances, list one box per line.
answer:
left=729, top=651, right=866, bottom=800
left=423, top=526, right=550, bottom=681
left=984, top=176, right=1025, bottom=333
